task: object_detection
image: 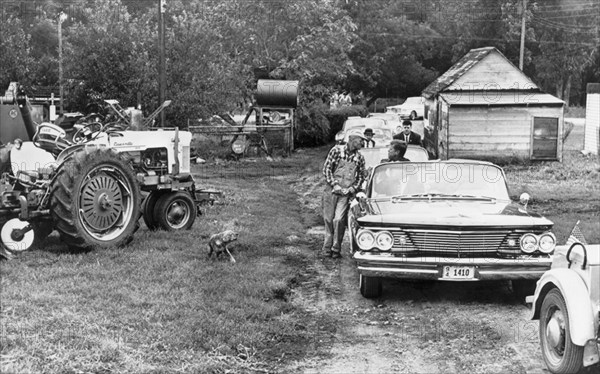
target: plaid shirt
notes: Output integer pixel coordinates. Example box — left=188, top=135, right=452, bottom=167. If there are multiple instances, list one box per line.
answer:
left=322, top=145, right=365, bottom=191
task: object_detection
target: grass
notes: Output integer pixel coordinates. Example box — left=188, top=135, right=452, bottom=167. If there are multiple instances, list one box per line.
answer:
left=1, top=135, right=597, bottom=373
left=1, top=156, right=324, bottom=374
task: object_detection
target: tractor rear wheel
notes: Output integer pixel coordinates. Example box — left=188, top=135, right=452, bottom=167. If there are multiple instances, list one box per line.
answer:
left=50, top=147, right=141, bottom=249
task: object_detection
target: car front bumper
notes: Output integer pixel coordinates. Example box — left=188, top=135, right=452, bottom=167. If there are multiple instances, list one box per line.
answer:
left=353, top=252, right=552, bottom=281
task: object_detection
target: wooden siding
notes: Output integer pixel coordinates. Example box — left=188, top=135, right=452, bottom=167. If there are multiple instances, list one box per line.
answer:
left=446, top=52, right=536, bottom=91
left=584, top=92, right=599, bottom=154
left=446, top=106, right=563, bottom=161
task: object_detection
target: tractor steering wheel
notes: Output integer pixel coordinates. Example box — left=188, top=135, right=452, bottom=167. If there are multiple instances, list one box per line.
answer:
left=72, top=122, right=104, bottom=144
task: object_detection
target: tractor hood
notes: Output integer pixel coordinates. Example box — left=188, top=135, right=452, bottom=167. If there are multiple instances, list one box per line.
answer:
left=358, top=199, right=552, bottom=227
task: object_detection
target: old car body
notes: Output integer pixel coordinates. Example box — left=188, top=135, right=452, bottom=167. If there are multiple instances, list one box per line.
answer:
left=349, top=160, right=555, bottom=298
left=360, top=144, right=430, bottom=169
left=385, top=97, right=425, bottom=119
left=528, top=243, right=600, bottom=374
left=335, top=117, right=392, bottom=146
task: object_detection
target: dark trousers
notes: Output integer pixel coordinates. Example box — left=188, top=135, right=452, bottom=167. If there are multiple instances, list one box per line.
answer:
left=322, top=187, right=349, bottom=252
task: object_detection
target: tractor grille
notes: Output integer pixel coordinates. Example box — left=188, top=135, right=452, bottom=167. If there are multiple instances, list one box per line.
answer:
left=392, top=229, right=528, bottom=257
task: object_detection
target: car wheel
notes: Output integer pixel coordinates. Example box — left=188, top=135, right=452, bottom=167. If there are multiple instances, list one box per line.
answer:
left=512, top=279, right=537, bottom=302
left=410, top=111, right=417, bottom=120
left=359, top=274, right=382, bottom=298
left=539, top=288, right=584, bottom=374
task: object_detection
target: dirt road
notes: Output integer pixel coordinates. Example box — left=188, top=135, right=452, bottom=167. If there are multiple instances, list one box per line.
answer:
left=279, top=151, right=553, bottom=374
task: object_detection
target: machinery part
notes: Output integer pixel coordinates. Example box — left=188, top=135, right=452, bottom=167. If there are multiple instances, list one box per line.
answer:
left=31, top=221, right=54, bottom=248
left=50, top=147, right=141, bottom=249
left=540, top=288, right=584, bottom=374
left=142, top=190, right=168, bottom=230
left=359, top=274, right=382, bottom=299
left=1, top=218, right=34, bottom=252
left=255, top=79, right=299, bottom=108
left=152, top=191, right=196, bottom=231
left=72, top=122, right=103, bottom=143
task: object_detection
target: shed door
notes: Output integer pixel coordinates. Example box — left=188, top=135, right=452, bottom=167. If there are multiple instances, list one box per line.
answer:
left=531, top=117, right=559, bottom=160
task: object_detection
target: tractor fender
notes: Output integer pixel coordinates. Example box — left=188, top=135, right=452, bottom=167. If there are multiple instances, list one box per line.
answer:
left=530, top=268, right=596, bottom=346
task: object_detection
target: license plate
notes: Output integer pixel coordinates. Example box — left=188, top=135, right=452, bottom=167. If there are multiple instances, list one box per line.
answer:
left=442, top=266, right=475, bottom=279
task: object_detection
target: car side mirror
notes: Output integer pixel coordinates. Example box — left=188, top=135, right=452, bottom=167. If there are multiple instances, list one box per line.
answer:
left=519, top=193, right=530, bottom=208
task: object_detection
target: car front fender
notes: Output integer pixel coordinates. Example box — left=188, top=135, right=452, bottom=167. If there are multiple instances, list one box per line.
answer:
left=530, top=268, right=596, bottom=346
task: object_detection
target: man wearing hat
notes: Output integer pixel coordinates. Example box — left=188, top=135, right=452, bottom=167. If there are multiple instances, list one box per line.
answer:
left=393, top=120, right=422, bottom=146
left=321, top=134, right=366, bottom=259
left=363, top=128, right=376, bottom=148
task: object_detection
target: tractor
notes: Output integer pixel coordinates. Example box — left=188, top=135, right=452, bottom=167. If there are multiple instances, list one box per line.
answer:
left=0, top=82, right=219, bottom=254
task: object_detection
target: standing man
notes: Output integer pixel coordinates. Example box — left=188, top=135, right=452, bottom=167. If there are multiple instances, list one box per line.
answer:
left=393, top=119, right=422, bottom=146
left=322, top=135, right=366, bottom=259
left=363, top=128, right=376, bottom=148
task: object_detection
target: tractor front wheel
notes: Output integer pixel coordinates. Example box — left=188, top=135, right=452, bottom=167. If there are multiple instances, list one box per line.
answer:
left=50, top=147, right=141, bottom=249
left=153, top=191, right=196, bottom=231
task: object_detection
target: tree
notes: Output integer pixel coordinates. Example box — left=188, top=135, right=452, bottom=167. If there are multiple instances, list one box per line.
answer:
left=0, top=16, right=35, bottom=90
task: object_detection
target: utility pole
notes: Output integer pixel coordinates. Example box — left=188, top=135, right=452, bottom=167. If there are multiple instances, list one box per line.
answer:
left=519, top=0, right=527, bottom=71
left=58, top=11, right=68, bottom=114
left=158, top=0, right=166, bottom=127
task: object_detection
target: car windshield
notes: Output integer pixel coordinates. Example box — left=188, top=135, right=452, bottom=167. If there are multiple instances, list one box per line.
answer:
left=369, top=162, right=510, bottom=200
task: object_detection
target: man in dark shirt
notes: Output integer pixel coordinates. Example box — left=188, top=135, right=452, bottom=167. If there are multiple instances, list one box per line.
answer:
left=322, top=135, right=366, bottom=258
left=381, top=140, right=410, bottom=162
left=393, top=120, right=422, bottom=146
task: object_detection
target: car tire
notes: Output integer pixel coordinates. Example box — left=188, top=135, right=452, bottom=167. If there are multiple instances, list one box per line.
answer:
left=359, top=274, right=382, bottom=298
left=539, top=288, right=584, bottom=374
left=410, top=111, right=417, bottom=120
left=512, top=279, right=537, bottom=302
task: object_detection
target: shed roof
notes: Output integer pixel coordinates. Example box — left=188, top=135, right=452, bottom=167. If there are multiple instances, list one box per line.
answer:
left=422, top=47, right=537, bottom=97
left=439, top=91, right=564, bottom=106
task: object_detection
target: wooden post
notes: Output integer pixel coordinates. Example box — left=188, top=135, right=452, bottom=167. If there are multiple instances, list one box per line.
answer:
left=519, top=0, right=527, bottom=71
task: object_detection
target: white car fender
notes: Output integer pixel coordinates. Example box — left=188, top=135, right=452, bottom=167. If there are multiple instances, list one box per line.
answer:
left=530, top=268, right=597, bottom=346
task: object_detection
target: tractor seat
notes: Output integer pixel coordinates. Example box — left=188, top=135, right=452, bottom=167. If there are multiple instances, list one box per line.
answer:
left=32, top=122, right=73, bottom=155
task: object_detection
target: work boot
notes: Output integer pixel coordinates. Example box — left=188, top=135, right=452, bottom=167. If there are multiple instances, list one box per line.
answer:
left=322, top=246, right=333, bottom=257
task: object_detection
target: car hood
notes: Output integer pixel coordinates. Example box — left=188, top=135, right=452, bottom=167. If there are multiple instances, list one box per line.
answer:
left=358, top=199, right=553, bottom=227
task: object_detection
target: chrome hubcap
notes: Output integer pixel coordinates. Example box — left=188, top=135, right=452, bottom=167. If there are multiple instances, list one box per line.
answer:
left=546, top=310, right=565, bottom=351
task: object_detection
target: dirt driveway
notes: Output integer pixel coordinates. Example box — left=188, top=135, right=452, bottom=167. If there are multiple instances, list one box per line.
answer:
left=276, top=138, right=596, bottom=374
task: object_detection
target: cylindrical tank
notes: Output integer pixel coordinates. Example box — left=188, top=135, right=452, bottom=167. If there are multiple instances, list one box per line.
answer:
left=128, top=108, right=143, bottom=130
left=255, top=80, right=299, bottom=108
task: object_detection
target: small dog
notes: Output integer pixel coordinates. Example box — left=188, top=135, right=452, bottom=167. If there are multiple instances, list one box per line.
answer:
left=208, top=230, right=239, bottom=263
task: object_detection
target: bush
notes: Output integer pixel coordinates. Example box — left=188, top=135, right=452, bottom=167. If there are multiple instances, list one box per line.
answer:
left=294, top=104, right=369, bottom=147
left=295, top=104, right=331, bottom=147
left=324, top=105, right=369, bottom=139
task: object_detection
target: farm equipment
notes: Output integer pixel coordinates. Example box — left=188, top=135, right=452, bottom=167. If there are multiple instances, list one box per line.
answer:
left=0, top=82, right=219, bottom=254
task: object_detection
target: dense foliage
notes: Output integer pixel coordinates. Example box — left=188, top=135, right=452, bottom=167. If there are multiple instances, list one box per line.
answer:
left=1, top=0, right=598, bottom=143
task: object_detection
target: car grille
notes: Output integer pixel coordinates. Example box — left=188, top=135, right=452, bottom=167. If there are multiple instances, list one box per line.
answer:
left=392, top=229, right=529, bottom=258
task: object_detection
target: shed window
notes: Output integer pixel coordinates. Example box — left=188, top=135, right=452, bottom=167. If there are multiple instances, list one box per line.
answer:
left=531, top=117, right=559, bottom=160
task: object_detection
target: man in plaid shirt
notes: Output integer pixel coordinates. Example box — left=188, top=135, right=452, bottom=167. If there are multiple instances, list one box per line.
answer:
left=322, top=135, right=366, bottom=258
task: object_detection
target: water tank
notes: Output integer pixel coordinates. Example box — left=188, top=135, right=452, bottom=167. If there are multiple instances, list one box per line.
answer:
left=255, top=80, right=299, bottom=108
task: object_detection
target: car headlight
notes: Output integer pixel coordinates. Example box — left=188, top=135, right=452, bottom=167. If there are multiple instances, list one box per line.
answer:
left=357, top=230, right=375, bottom=250
left=520, top=233, right=538, bottom=253
left=375, top=231, right=394, bottom=251
left=538, top=233, right=556, bottom=254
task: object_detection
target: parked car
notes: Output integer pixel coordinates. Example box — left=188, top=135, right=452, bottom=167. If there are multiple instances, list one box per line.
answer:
left=360, top=144, right=429, bottom=169
left=335, top=117, right=392, bottom=146
left=349, top=160, right=555, bottom=299
left=386, top=97, right=425, bottom=120
left=368, top=113, right=403, bottom=135
left=527, top=242, right=599, bottom=374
